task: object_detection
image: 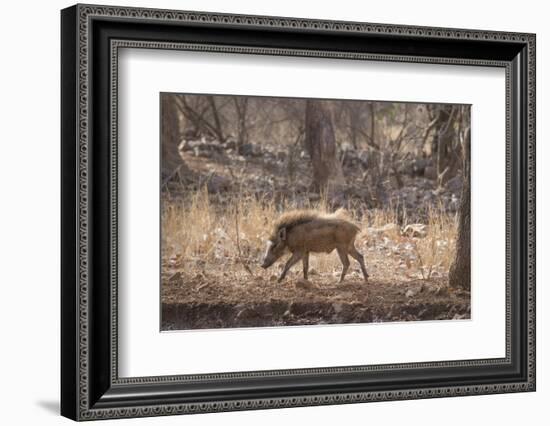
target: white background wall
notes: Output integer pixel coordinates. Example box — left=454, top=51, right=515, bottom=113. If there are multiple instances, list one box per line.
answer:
left=0, top=0, right=546, bottom=424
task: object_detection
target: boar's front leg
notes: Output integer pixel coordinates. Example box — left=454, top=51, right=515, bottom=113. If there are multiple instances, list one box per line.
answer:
left=278, top=251, right=303, bottom=283
left=302, top=252, right=309, bottom=280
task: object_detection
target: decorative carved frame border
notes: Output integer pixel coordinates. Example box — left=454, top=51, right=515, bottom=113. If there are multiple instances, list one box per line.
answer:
left=63, top=3, right=535, bottom=420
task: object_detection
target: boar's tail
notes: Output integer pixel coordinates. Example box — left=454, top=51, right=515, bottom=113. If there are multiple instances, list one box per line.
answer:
left=328, top=208, right=363, bottom=235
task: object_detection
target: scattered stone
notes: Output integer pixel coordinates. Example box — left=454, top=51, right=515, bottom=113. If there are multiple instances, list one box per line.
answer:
left=412, top=158, right=430, bottom=176
left=239, top=143, right=262, bottom=157
left=168, top=272, right=182, bottom=283
left=405, top=289, right=416, bottom=298
left=435, top=286, right=449, bottom=297
left=206, top=174, right=231, bottom=193
left=446, top=175, right=463, bottom=193
left=168, top=253, right=183, bottom=267
left=424, top=165, right=437, bottom=180
left=179, top=138, right=225, bottom=158
left=276, top=151, right=287, bottom=161
left=402, top=223, right=428, bottom=238
left=224, top=138, right=237, bottom=150
left=329, top=192, right=347, bottom=208
left=358, top=150, right=369, bottom=167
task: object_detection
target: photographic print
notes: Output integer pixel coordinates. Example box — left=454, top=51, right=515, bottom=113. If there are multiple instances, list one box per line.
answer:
left=61, top=7, right=535, bottom=418
left=160, top=93, right=471, bottom=331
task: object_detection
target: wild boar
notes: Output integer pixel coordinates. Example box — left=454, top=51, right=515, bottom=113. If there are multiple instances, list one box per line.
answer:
left=260, top=209, right=369, bottom=283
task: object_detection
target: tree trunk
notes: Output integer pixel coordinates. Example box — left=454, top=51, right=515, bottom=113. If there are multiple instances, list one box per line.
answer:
left=161, top=94, right=183, bottom=180
left=347, top=102, right=360, bottom=150
left=431, top=105, right=458, bottom=185
left=304, top=100, right=345, bottom=193
left=206, top=95, right=225, bottom=142
left=449, top=126, right=471, bottom=289
left=232, top=96, right=249, bottom=152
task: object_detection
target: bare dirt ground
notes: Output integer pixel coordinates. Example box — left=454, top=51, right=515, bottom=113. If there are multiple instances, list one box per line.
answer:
left=162, top=270, right=470, bottom=330
left=161, top=235, right=470, bottom=330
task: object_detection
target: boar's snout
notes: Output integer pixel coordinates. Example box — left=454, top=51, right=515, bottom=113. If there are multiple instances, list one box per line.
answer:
left=261, top=237, right=285, bottom=269
left=261, top=248, right=277, bottom=269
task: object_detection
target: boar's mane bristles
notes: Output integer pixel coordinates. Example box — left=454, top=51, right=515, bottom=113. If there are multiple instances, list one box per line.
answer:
left=269, top=209, right=357, bottom=240
left=270, top=210, right=319, bottom=239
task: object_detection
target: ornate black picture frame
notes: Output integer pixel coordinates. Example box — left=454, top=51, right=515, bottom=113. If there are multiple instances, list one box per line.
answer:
left=61, top=4, right=536, bottom=421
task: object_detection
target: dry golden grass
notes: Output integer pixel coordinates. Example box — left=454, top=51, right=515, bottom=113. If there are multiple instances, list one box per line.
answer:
left=162, top=188, right=457, bottom=283
left=415, top=206, right=457, bottom=279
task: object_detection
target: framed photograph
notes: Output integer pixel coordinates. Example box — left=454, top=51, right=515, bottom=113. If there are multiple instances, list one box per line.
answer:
left=61, top=4, right=536, bottom=421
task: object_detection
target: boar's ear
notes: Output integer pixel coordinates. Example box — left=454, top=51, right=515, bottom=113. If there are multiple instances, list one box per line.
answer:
left=278, top=227, right=286, bottom=241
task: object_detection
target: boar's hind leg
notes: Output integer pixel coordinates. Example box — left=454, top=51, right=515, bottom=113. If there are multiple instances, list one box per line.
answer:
left=349, top=245, right=369, bottom=282
left=302, top=252, right=309, bottom=280
left=336, top=247, right=350, bottom=283
left=278, top=251, right=303, bottom=283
